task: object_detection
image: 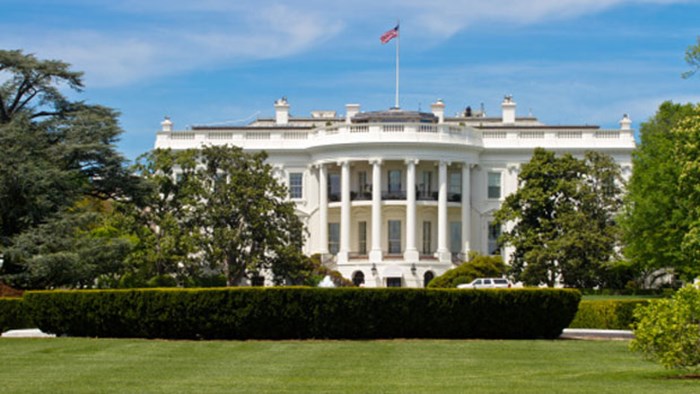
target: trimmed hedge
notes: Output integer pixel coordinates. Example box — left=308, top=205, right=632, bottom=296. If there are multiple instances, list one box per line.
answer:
left=568, top=300, right=650, bottom=330
left=24, top=288, right=580, bottom=340
left=0, top=298, right=33, bottom=332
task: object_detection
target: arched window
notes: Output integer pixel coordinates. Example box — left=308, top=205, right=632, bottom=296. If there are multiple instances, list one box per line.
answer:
left=423, top=271, right=435, bottom=288
left=352, top=271, right=365, bottom=287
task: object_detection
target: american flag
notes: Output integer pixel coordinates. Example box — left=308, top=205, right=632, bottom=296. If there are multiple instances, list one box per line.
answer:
left=380, top=24, right=399, bottom=44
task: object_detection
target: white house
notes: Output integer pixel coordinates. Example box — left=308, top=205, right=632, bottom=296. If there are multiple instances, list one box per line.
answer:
left=154, top=96, right=635, bottom=288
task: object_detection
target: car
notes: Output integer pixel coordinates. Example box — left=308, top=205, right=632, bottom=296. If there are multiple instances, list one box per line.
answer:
left=457, top=278, right=512, bottom=289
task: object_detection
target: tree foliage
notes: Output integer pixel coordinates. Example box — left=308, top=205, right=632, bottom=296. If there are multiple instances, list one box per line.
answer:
left=0, top=50, right=146, bottom=285
left=495, top=148, right=623, bottom=287
left=427, top=253, right=506, bottom=288
left=123, top=147, right=307, bottom=287
left=620, top=102, right=699, bottom=281
left=4, top=198, right=134, bottom=289
left=195, top=145, right=305, bottom=286
left=631, top=285, right=700, bottom=370
left=682, top=36, right=700, bottom=79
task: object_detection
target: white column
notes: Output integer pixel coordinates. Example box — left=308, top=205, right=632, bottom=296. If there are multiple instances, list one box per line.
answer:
left=404, top=159, right=419, bottom=262
left=338, top=160, right=350, bottom=264
left=318, top=163, right=329, bottom=255
left=436, top=160, right=451, bottom=263
left=369, top=159, right=383, bottom=263
left=461, top=163, right=471, bottom=257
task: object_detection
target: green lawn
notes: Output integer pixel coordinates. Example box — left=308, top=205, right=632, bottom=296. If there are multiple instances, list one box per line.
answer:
left=1, top=338, right=697, bottom=393
left=581, top=295, right=664, bottom=301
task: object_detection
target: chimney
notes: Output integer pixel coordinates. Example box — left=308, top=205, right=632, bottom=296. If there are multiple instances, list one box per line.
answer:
left=501, top=95, right=516, bottom=124
left=431, top=99, right=445, bottom=123
left=346, top=103, right=360, bottom=124
left=161, top=116, right=173, bottom=132
left=619, top=114, right=632, bottom=130
left=274, top=97, right=289, bottom=125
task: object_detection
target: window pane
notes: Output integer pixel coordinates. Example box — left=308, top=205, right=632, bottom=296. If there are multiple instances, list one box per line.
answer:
left=450, top=222, right=462, bottom=254
left=388, top=170, right=402, bottom=192
left=358, top=171, right=367, bottom=190
left=289, top=172, right=303, bottom=199
left=449, top=172, right=461, bottom=194
left=388, top=220, right=401, bottom=254
left=488, top=222, right=501, bottom=255
left=358, top=221, right=367, bottom=255
left=422, top=221, right=432, bottom=255
left=329, top=223, right=340, bottom=254
left=488, top=172, right=501, bottom=199
left=328, top=174, right=340, bottom=201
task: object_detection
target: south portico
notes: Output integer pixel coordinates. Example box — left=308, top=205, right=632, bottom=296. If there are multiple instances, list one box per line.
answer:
left=310, top=155, right=477, bottom=287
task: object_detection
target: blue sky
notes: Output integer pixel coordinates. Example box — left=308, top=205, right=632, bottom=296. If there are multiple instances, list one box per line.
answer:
left=2, top=0, right=700, bottom=160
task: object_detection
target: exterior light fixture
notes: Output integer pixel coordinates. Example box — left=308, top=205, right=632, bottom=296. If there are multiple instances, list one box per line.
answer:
left=371, top=263, right=377, bottom=275
left=411, top=263, right=417, bottom=275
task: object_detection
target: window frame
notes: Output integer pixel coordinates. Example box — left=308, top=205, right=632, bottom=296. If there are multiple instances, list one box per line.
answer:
left=288, top=172, right=303, bottom=199
left=487, top=172, right=502, bottom=199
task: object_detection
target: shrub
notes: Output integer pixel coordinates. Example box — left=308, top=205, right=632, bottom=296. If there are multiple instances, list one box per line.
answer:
left=630, top=285, right=700, bottom=370
left=0, top=298, right=32, bottom=332
left=428, top=253, right=506, bottom=288
left=568, top=300, right=650, bottom=329
left=23, top=287, right=580, bottom=340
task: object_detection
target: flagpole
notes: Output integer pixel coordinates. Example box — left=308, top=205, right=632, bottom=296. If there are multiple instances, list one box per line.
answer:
left=395, top=21, right=400, bottom=109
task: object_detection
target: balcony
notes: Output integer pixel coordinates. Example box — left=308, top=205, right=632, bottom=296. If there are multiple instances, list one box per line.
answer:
left=329, top=190, right=462, bottom=203
left=350, top=191, right=372, bottom=201
left=417, top=190, right=438, bottom=201
left=382, top=190, right=406, bottom=200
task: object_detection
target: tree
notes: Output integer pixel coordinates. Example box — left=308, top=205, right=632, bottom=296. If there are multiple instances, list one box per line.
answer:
left=495, top=148, right=623, bottom=287
left=195, top=145, right=306, bottom=286
left=0, top=50, right=147, bottom=285
left=0, top=49, right=82, bottom=124
left=427, top=253, right=506, bottom=288
left=620, top=102, right=698, bottom=282
left=4, top=198, right=134, bottom=289
left=123, top=148, right=201, bottom=284
left=114, top=147, right=310, bottom=288
left=682, top=37, right=700, bottom=79
left=631, top=285, right=700, bottom=371
left=672, top=105, right=700, bottom=279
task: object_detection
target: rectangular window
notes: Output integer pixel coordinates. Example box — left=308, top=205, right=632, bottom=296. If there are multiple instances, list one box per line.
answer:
left=388, top=220, right=402, bottom=254
left=328, top=173, right=340, bottom=202
left=450, top=221, right=462, bottom=254
left=420, top=171, right=433, bottom=199
left=386, top=277, right=402, bottom=287
left=449, top=172, right=461, bottom=201
left=358, top=221, right=367, bottom=255
left=488, top=172, right=502, bottom=199
left=358, top=171, right=367, bottom=191
left=422, top=221, right=432, bottom=255
left=329, top=223, right=340, bottom=255
left=289, top=172, right=303, bottom=199
left=488, top=222, right=501, bottom=255
left=449, top=172, right=461, bottom=194
left=388, top=170, right=402, bottom=192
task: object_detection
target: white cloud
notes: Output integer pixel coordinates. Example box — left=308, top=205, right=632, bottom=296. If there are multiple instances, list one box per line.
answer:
left=0, top=0, right=692, bottom=87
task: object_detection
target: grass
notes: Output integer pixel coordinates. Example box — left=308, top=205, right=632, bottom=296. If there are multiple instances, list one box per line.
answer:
left=1, top=338, right=698, bottom=393
left=581, top=295, right=665, bottom=301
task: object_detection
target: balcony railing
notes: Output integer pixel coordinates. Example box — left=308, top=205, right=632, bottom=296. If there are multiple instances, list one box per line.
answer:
left=382, top=190, right=406, bottom=200
left=329, top=190, right=463, bottom=202
left=417, top=190, right=438, bottom=201
left=350, top=191, right=372, bottom=201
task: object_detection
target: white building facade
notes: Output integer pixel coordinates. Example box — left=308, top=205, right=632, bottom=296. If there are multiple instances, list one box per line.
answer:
left=155, top=96, right=635, bottom=288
